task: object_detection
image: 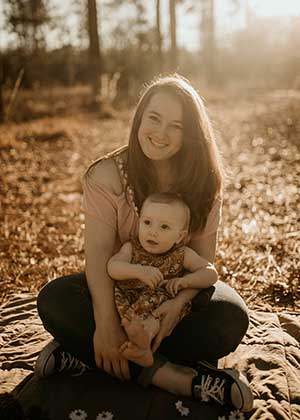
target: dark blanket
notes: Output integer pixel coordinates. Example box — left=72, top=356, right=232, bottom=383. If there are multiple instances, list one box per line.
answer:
left=1, top=293, right=299, bottom=420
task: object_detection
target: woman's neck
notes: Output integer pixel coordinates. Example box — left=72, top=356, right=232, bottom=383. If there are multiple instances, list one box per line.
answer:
left=153, top=161, right=173, bottom=191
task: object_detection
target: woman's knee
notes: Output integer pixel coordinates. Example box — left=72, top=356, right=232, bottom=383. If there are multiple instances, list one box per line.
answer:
left=207, top=295, right=249, bottom=357
left=37, top=272, right=87, bottom=322
left=194, top=281, right=249, bottom=355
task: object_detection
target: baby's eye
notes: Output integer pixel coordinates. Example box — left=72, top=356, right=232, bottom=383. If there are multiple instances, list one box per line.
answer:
left=143, top=219, right=151, bottom=226
left=161, top=224, right=170, bottom=230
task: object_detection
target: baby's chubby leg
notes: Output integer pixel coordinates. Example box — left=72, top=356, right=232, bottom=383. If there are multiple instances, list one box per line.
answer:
left=119, top=314, right=160, bottom=367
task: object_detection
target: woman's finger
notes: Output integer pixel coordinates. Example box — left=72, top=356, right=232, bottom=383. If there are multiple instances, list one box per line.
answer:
left=103, top=358, right=113, bottom=376
left=112, top=358, right=123, bottom=381
left=95, top=358, right=103, bottom=369
left=119, top=357, right=130, bottom=381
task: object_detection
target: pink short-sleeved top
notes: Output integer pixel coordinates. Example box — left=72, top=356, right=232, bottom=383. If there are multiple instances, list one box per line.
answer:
left=82, top=147, right=222, bottom=245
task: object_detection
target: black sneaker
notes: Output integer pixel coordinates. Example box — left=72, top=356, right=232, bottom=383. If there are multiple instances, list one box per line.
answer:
left=35, top=339, right=89, bottom=378
left=191, top=360, right=254, bottom=412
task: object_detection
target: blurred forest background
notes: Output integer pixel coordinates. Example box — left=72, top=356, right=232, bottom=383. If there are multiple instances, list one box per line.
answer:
left=1, top=0, right=300, bottom=119
left=0, top=0, right=299, bottom=311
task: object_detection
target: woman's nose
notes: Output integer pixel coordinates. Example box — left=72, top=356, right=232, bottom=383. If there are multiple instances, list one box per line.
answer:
left=156, top=123, right=167, bottom=140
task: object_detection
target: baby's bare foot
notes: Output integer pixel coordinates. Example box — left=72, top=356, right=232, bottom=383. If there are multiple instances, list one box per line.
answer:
left=122, top=317, right=152, bottom=349
left=119, top=341, right=154, bottom=367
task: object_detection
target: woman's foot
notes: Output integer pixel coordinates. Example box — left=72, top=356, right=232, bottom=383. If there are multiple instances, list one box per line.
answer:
left=192, top=361, right=253, bottom=412
left=152, top=361, right=253, bottom=412
left=119, top=340, right=154, bottom=367
left=35, top=339, right=89, bottom=378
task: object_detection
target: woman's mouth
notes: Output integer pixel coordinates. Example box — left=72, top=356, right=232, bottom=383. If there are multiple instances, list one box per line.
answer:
left=148, top=137, right=167, bottom=148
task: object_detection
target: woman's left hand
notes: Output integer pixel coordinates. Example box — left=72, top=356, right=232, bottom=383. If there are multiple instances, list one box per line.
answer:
left=151, top=298, right=184, bottom=352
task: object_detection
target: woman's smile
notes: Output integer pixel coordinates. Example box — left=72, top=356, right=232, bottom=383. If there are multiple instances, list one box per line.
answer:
left=148, top=136, right=168, bottom=148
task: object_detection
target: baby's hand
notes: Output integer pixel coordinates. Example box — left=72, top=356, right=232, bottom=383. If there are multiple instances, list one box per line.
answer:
left=164, top=277, right=187, bottom=296
left=136, top=265, right=163, bottom=289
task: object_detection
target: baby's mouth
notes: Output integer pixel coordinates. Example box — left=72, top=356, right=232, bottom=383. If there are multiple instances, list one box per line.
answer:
left=149, top=137, right=167, bottom=148
left=147, top=239, right=158, bottom=245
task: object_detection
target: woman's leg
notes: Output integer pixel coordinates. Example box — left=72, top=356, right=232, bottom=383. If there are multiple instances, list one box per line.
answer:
left=148, top=282, right=253, bottom=411
left=157, top=280, right=249, bottom=364
left=37, top=272, right=147, bottom=380
left=37, top=272, right=96, bottom=367
left=37, top=275, right=253, bottom=410
left=37, top=276, right=248, bottom=369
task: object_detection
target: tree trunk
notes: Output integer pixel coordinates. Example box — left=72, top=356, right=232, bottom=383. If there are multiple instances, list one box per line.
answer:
left=169, top=0, right=177, bottom=69
left=0, top=57, right=4, bottom=123
left=200, top=0, right=216, bottom=84
left=87, top=0, right=102, bottom=100
left=156, top=0, right=163, bottom=70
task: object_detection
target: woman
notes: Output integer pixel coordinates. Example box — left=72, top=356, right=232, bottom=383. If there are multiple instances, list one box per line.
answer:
left=36, top=74, right=253, bottom=412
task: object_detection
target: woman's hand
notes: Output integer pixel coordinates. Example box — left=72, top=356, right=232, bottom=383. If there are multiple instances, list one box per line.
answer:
left=151, top=298, right=185, bottom=352
left=93, top=314, right=130, bottom=382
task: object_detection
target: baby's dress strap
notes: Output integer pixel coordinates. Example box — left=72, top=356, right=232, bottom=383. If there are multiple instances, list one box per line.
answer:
left=114, top=155, right=139, bottom=216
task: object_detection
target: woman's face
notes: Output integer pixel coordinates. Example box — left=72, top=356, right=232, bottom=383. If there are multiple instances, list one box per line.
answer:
left=137, top=92, right=183, bottom=161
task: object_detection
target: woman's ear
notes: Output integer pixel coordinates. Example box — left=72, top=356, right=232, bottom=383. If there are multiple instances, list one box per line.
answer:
left=175, top=230, right=188, bottom=245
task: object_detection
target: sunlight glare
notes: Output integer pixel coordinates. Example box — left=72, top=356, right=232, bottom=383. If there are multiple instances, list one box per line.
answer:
left=251, top=0, right=300, bottom=16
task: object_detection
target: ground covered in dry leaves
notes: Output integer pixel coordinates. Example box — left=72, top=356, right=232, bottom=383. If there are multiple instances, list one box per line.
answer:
left=1, top=88, right=299, bottom=312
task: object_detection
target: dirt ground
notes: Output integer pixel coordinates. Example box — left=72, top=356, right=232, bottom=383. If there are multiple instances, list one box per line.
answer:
left=1, top=87, right=299, bottom=312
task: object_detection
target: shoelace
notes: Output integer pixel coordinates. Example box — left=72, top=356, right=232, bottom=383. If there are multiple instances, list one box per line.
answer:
left=58, top=352, right=89, bottom=376
left=194, top=374, right=226, bottom=405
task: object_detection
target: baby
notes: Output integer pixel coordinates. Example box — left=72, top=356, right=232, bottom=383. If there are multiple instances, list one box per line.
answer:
left=107, top=193, right=218, bottom=367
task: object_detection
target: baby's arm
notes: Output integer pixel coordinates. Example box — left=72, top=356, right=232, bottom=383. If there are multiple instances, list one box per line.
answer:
left=165, top=247, right=218, bottom=296
left=107, top=242, right=163, bottom=288
left=107, top=242, right=136, bottom=280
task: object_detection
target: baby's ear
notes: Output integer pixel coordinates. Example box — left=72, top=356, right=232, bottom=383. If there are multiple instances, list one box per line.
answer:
left=176, top=230, right=188, bottom=245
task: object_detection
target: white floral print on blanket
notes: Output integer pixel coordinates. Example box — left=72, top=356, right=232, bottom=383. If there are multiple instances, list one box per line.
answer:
left=218, top=409, right=245, bottom=420
left=96, top=411, right=114, bottom=420
left=175, top=400, right=190, bottom=416
left=69, top=409, right=88, bottom=420
left=69, top=410, right=114, bottom=420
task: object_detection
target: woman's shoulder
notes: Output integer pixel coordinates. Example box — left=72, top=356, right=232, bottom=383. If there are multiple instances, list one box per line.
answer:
left=85, top=145, right=128, bottom=195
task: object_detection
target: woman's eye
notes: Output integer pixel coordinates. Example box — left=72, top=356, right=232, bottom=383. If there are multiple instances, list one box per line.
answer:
left=149, top=115, right=159, bottom=122
left=161, top=224, right=170, bottom=230
left=173, top=124, right=182, bottom=131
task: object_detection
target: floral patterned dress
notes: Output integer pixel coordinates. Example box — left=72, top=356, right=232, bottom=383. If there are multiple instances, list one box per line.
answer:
left=114, top=237, right=192, bottom=322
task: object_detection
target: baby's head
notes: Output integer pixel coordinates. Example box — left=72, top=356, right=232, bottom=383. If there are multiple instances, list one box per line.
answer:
left=138, top=193, right=190, bottom=254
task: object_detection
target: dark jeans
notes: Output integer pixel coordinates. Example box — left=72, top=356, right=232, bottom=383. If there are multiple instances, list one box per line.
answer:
left=37, top=273, right=249, bottom=382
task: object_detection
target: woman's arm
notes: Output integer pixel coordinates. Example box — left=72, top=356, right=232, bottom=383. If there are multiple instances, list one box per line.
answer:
left=84, top=157, right=131, bottom=381
left=85, top=214, right=130, bottom=381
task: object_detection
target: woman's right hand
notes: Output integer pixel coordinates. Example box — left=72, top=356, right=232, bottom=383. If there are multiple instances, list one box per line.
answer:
left=93, top=315, right=130, bottom=381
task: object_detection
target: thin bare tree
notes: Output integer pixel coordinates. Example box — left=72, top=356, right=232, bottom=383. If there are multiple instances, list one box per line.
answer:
left=200, top=0, right=216, bottom=83
left=155, top=0, right=163, bottom=70
left=169, top=0, right=178, bottom=69
left=87, top=0, right=102, bottom=99
left=0, top=58, right=4, bottom=123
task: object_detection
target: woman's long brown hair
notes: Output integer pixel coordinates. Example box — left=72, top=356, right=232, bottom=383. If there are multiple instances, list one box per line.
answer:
left=127, top=74, right=224, bottom=234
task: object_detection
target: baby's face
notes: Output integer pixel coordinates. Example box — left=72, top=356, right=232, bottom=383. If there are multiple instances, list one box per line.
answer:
left=138, top=201, right=187, bottom=254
